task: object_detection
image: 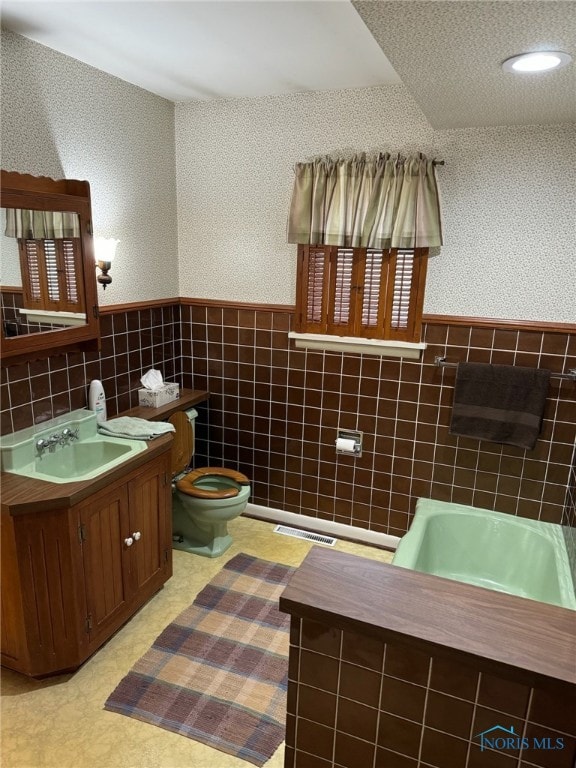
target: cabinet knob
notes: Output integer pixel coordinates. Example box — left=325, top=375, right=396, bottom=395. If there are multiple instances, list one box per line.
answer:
left=132, top=531, right=141, bottom=541
left=124, top=537, right=134, bottom=547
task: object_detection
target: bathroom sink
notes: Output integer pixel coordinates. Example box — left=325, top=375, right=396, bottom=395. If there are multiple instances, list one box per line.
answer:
left=0, top=409, right=147, bottom=484
left=28, top=438, right=145, bottom=482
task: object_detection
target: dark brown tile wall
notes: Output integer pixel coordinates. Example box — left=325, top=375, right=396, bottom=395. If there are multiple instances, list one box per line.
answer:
left=285, top=617, right=576, bottom=768
left=1, top=290, right=57, bottom=334
left=0, top=304, right=179, bottom=435
left=1, top=291, right=24, bottom=336
left=2, top=300, right=575, bottom=541
left=182, top=304, right=576, bottom=536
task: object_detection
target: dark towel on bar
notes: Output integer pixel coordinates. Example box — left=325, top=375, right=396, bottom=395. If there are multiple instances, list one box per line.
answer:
left=449, top=363, right=550, bottom=450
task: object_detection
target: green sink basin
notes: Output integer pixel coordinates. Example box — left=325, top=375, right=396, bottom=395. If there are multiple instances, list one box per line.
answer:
left=31, top=439, right=144, bottom=481
left=0, top=409, right=147, bottom=484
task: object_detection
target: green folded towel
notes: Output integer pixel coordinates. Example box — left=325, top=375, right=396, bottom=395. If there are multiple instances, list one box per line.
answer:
left=98, top=417, right=175, bottom=441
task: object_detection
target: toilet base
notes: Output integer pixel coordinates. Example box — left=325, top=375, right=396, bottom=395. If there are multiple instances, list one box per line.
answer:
left=171, top=478, right=250, bottom=558
left=172, top=523, right=232, bottom=557
left=172, top=496, right=235, bottom=558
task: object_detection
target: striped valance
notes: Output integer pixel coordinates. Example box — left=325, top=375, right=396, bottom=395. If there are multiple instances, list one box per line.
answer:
left=287, top=152, right=443, bottom=250
left=5, top=208, right=80, bottom=239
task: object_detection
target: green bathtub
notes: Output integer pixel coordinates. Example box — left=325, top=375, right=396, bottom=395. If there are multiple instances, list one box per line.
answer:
left=392, top=499, right=576, bottom=610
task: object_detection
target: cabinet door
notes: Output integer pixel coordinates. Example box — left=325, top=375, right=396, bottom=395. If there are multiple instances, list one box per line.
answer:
left=127, top=455, right=172, bottom=599
left=79, top=484, right=131, bottom=647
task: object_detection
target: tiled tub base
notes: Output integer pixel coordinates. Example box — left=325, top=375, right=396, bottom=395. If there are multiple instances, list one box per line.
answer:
left=285, top=620, right=575, bottom=768
left=280, top=549, right=576, bottom=768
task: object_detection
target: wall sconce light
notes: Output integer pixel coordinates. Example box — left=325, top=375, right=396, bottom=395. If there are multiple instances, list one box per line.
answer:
left=94, top=237, right=119, bottom=290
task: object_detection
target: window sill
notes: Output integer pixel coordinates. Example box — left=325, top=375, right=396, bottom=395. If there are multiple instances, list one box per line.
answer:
left=288, top=332, right=426, bottom=359
left=18, top=308, right=87, bottom=327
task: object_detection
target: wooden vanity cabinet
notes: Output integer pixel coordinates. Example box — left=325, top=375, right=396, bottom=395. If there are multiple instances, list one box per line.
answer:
left=0, top=452, right=172, bottom=677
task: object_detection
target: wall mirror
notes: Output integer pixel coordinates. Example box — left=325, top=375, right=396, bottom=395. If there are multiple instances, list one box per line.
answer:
left=0, top=170, right=100, bottom=363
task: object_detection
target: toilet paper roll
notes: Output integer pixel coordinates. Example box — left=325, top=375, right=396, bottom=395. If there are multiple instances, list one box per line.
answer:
left=336, top=437, right=357, bottom=454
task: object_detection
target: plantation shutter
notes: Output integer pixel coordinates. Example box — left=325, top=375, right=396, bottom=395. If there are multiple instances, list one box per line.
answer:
left=385, top=248, right=427, bottom=342
left=328, top=247, right=354, bottom=334
left=358, top=249, right=388, bottom=338
left=44, top=240, right=60, bottom=303
left=19, top=241, right=44, bottom=309
left=297, top=245, right=328, bottom=333
left=18, top=238, right=85, bottom=314
left=295, top=245, right=427, bottom=342
left=61, top=239, right=84, bottom=309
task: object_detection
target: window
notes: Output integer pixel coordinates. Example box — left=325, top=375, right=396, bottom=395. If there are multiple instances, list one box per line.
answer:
left=294, top=245, right=428, bottom=343
left=18, top=238, right=85, bottom=314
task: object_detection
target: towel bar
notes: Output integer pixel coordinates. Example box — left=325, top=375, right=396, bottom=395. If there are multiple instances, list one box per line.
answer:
left=434, top=356, right=576, bottom=382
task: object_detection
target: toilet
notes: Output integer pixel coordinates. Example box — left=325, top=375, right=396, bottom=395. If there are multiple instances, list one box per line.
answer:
left=168, top=410, right=251, bottom=558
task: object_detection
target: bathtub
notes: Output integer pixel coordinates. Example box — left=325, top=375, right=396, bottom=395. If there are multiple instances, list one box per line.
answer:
left=392, top=498, right=576, bottom=610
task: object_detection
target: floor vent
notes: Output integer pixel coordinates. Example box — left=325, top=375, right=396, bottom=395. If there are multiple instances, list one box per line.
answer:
left=274, top=525, right=337, bottom=546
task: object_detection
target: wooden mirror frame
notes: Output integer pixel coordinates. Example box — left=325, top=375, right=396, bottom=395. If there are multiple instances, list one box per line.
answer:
left=0, top=170, right=100, bottom=364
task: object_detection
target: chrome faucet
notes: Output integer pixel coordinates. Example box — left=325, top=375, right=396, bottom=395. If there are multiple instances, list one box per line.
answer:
left=35, top=438, right=49, bottom=456
left=45, top=434, right=61, bottom=452
left=61, top=428, right=79, bottom=443
left=36, top=428, right=79, bottom=456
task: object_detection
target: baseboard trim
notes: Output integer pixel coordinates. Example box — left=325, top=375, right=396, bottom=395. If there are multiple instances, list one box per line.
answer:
left=243, top=503, right=400, bottom=551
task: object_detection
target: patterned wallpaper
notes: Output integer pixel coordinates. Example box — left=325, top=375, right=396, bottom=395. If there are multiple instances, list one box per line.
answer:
left=430, top=123, right=576, bottom=321
left=0, top=31, right=179, bottom=306
left=1, top=31, right=575, bottom=322
left=176, top=87, right=576, bottom=322
left=175, top=86, right=433, bottom=308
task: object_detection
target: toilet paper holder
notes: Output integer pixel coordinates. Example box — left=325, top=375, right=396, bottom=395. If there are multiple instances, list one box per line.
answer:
left=336, top=429, right=363, bottom=457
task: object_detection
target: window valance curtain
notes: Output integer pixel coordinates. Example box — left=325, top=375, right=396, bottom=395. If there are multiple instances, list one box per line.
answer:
left=5, top=209, right=80, bottom=239
left=287, top=152, right=443, bottom=249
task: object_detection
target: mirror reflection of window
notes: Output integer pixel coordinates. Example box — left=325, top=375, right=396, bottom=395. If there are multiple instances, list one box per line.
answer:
left=1, top=207, right=87, bottom=335
left=1, top=170, right=99, bottom=360
left=18, top=237, right=84, bottom=313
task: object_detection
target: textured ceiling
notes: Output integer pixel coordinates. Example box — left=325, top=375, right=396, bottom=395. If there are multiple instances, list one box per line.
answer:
left=1, top=0, right=575, bottom=128
left=354, top=1, right=576, bottom=129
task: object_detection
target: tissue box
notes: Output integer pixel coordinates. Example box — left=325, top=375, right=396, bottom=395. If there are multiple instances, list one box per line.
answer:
left=138, top=383, right=180, bottom=408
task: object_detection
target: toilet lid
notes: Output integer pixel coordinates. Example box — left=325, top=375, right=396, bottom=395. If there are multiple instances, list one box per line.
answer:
left=168, top=412, right=193, bottom=475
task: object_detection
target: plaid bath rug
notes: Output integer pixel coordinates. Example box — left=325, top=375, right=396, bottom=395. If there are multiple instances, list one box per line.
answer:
left=104, top=553, right=294, bottom=766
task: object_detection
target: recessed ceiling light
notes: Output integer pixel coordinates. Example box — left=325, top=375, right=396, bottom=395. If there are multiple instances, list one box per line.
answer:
left=502, top=51, right=572, bottom=74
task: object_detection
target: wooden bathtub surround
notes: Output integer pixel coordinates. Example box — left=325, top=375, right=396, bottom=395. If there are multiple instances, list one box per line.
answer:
left=280, top=547, right=576, bottom=768
left=280, top=548, right=575, bottom=686
left=0, top=389, right=209, bottom=677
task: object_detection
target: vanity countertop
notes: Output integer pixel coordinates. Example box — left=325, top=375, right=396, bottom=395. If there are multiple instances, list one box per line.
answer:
left=1, top=433, right=173, bottom=514
left=0, top=388, right=210, bottom=515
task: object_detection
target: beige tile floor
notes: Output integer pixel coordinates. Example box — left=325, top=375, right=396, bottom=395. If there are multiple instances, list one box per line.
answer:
left=1, top=515, right=393, bottom=768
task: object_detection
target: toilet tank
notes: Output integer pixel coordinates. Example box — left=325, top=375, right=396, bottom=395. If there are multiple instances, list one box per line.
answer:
left=168, top=408, right=198, bottom=474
